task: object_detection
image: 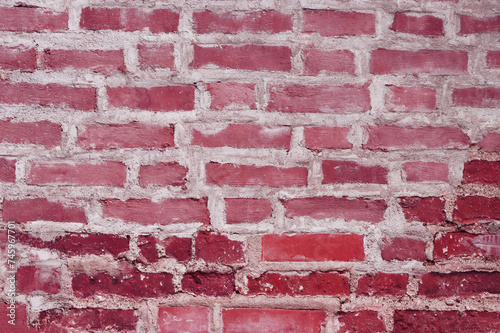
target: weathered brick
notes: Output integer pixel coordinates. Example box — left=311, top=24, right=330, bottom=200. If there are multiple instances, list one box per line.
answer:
left=195, top=231, right=245, bottom=264
left=303, top=9, right=375, bottom=36
left=399, top=197, right=446, bottom=223
left=390, top=13, right=444, bottom=37
left=182, top=272, right=235, bottom=297
left=159, top=307, right=209, bottom=333
left=386, top=86, right=437, bottom=112
left=0, top=45, right=36, bottom=70
left=452, top=87, right=500, bottom=107
left=419, top=272, right=500, bottom=297
left=107, top=86, right=195, bottom=111
left=403, top=161, right=448, bottom=182
left=486, top=50, right=500, bottom=68
left=0, top=158, right=16, bottom=183
left=304, top=127, right=351, bottom=151
left=0, top=7, right=68, bottom=32
left=322, top=160, right=388, bottom=184
left=261, top=233, right=365, bottom=262
left=303, top=48, right=355, bottom=75
left=139, top=162, right=187, bottom=187
left=0, top=120, right=61, bottom=147
left=381, top=237, right=426, bottom=261
left=454, top=196, right=500, bottom=223
left=138, top=44, right=175, bottom=70
left=41, top=49, right=125, bottom=74
left=206, top=82, right=255, bottom=110
left=2, top=198, right=86, bottom=223
left=338, top=311, right=385, bottom=333
left=478, top=132, right=500, bottom=151
left=16, top=266, right=60, bottom=294
left=460, top=15, right=500, bottom=34
left=225, top=198, right=273, bottom=224
left=357, top=272, right=408, bottom=296
left=462, top=160, right=500, bottom=186
left=137, top=236, right=191, bottom=263
left=434, top=232, right=500, bottom=259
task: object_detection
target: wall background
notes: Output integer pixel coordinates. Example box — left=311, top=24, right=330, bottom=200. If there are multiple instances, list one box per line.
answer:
left=0, top=0, right=499, bottom=332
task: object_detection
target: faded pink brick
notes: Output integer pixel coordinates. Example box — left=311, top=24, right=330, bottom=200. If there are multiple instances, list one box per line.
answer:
left=16, top=266, right=60, bottom=294
left=0, top=120, right=61, bottom=147
left=478, top=133, right=500, bottom=150
left=322, top=160, right=388, bottom=184
left=0, top=7, right=68, bottom=32
left=460, top=15, right=500, bottom=34
left=434, top=232, right=500, bottom=259
left=139, top=162, right=187, bottom=187
left=267, top=84, right=371, bottom=113
left=0, top=45, right=36, bottom=70
left=0, top=158, right=16, bottom=183
left=403, top=161, right=449, bottom=182
left=159, top=307, right=210, bottom=333
left=138, top=44, right=175, bottom=70
left=386, top=86, right=437, bottom=112
left=486, top=51, right=500, bottom=68
left=303, top=48, right=355, bottom=75
left=192, top=124, right=291, bottom=149
left=207, top=82, right=255, bottom=110
left=304, top=127, right=352, bottom=150
left=303, top=10, right=375, bottom=36
left=41, top=49, right=125, bottom=74
left=107, top=86, right=195, bottom=111
left=391, top=13, right=444, bottom=37
left=381, top=237, right=426, bottom=261
left=2, top=198, right=86, bottom=223
left=452, top=87, right=500, bottom=108
left=225, top=198, right=273, bottom=224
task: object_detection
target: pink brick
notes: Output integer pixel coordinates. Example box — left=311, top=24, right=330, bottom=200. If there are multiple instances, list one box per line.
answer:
left=225, top=198, right=272, bottom=224
left=194, top=10, right=292, bottom=34
left=195, top=231, right=245, bottom=264
left=16, top=266, right=60, bottom=294
left=102, top=198, right=210, bottom=225
left=434, top=232, right=500, bottom=259
left=478, top=132, right=500, bottom=150
left=0, top=158, right=16, bottom=182
left=486, top=50, right=500, bottom=68
left=107, top=86, right=195, bottom=111
left=303, top=9, right=375, bottom=36
left=403, top=161, right=449, bottom=182
left=138, top=44, right=175, bottom=70
left=419, top=272, right=500, bottom=297
left=0, top=120, right=61, bottom=147
left=26, top=161, right=126, bottom=186
left=77, top=123, right=174, bottom=149
left=159, top=307, right=210, bottom=333
left=370, top=49, right=468, bottom=74
left=357, top=272, right=408, bottom=296
left=338, top=311, right=385, bottom=333
left=192, top=124, right=291, bottom=149
left=267, top=84, right=371, bottom=113
left=283, top=197, right=387, bottom=223
left=2, top=198, right=86, bottom=223
left=262, top=233, right=365, bottom=262
left=41, top=49, right=125, bottom=74
left=399, top=197, right=446, bottom=223
left=452, top=87, right=500, bottom=108
left=206, top=82, right=255, bottom=110
left=364, top=126, right=470, bottom=150
left=80, top=7, right=179, bottom=33
left=381, top=237, right=426, bottom=261
left=223, top=308, right=327, bottom=333
left=0, top=45, right=36, bottom=70
left=463, top=160, right=500, bottom=186
left=386, top=86, right=437, bottom=112
left=139, top=162, right=187, bottom=187
left=0, top=7, right=68, bottom=32
left=192, top=44, right=292, bottom=71
left=454, top=196, right=500, bottom=223
left=206, top=162, right=308, bottom=187
left=303, top=48, right=355, bottom=75
left=0, top=82, right=96, bottom=111
left=460, top=15, right=500, bottom=34
left=304, top=126, right=352, bottom=150
left=391, top=13, right=444, bottom=37
left=322, top=160, right=388, bottom=184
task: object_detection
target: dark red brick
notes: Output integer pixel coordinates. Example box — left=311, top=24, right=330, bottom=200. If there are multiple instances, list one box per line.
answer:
left=357, top=272, right=408, bottom=296
left=182, top=272, right=235, bottom=297
left=399, top=197, right=446, bottom=223
left=195, top=231, right=245, bottom=264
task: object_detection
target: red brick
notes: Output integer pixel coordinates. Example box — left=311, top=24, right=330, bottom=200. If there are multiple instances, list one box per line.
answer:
left=304, top=126, right=352, bottom=150
left=137, top=235, right=159, bottom=263
left=0, top=7, right=68, bottom=32
left=72, top=265, right=174, bottom=298
left=0, top=303, right=34, bottom=332
left=391, top=13, right=444, bottom=37
left=394, top=310, right=500, bottom=333
left=139, top=162, right=187, bottom=187
left=262, top=233, right=365, bottom=262
left=18, top=232, right=129, bottom=257
left=107, top=86, right=194, bottom=111
left=159, top=307, right=209, bottom=333
left=182, top=272, right=235, bottom=297
left=0, top=120, right=61, bottom=147
left=192, top=44, right=291, bottom=71
left=452, top=87, right=500, bottom=108
left=403, top=161, right=449, bottom=182
left=225, top=198, right=272, bottom=224
left=195, top=231, right=245, bottom=264
left=0, top=158, right=15, bottom=182
left=283, top=197, right=387, bottom=223
left=137, top=236, right=191, bottom=263
left=478, top=132, right=500, bottom=150
left=357, top=272, right=408, bottom=296
left=381, top=237, right=426, bottom=261
left=463, top=160, right=500, bottom=186
left=39, top=308, right=137, bottom=332
left=2, top=198, right=86, bottom=223
left=364, top=126, right=470, bottom=150
left=206, top=82, right=255, bottom=110
left=80, top=7, right=179, bottom=33
left=322, top=160, right=388, bottom=184
left=434, top=232, right=500, bottom=260
left=26, top=161, right=126, bottom=186
left=338, top=311, right=385, bottom=333
left=460, top=15, right=500, bottom=34
left=194, top=10, right=292, bottom=34
left=303, top=48, right=355, bottom=75
left=102, top=198, right=209, bottom=225
left=16, top=266, right=60, bottom=294
left=454, top=196, right=500, bottom=223
left=192, top=124, right=291, bottom=149
left=77, top=123, right=174, bottom=150
left=138, top=44, right=175, bottom=70
left=245, top=271, right=349, bottom=296
left=419, top=272, right=500, bottom=297
left=370, top=49, right=468, bottom=74
left=223, top=308, right=326, bottom=333
left=386, top=86, right=437, bottom=112
left=267, top=84, right=370, bottom=113
left=206, top=162, right=307, bottom=187
left=486, top=50, right=500, bottom=68
left=0, top=82, right=96, bottom=111
left=399, top=197, right=446, bottom=223
left=0, top=45, right=36, bottom=70
left=303, top=9, right=375, bottom=36
left=41, top=49, right=125, bottom=74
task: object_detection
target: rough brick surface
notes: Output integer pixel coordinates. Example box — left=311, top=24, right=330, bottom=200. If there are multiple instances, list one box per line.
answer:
left=338, top=311, right=385, bottom=333
left=16, top=266, right=60, bottom=294
left=158, top=307, right=209, bottom=333
left=357, top=272, right=408, bottom=296
left=0, top=46, right=36, bottom=71
left=225, top=198, right=273, bottom=224
left=0, top=7, right=68, bottom=32
left=399, top=197, right=446, bottom=223
left=0, top=120, right=61, bottom=147
left=454, top=196, right=500, bottom=223
left=303, top=10, right=376, bottom=36
left=434, top=232, right=500, bottom=259
left=107, top=86, right=195, bottom=111
left=138, top=44, right=175, bottom=70
left=0, top=158, right=16, bottom=182
left=386, top=86, right=437, bottom=112
left=403, top=161, right=448, bottom=182
left=452, top=87, right=500, bottom=107
left=419, top=272, right=500, bottom=297
left=41, top=49, right=126, bottom=74
left=303, top=49, right=355, bottom=75
left=391, top=13, right=444, bottom=37
left=381, top=237, right=426, bottom=261
left=3, top=198, right=86, bottom=223
left=304, top=126, right=352, bottom=150
left=322, top=160, right=388, bottom=184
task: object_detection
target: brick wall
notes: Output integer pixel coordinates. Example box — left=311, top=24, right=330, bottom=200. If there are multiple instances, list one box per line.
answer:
left=0, top=0, right=499, bottom=332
